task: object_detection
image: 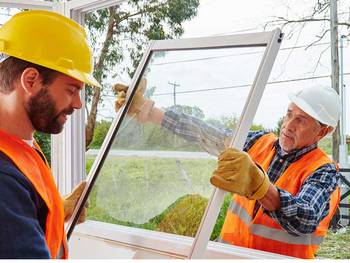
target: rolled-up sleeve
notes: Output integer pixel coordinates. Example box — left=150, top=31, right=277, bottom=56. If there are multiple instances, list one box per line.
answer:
left=162, top=109, right=233, bottom=156
left=266, top=163, right=339, bottom=236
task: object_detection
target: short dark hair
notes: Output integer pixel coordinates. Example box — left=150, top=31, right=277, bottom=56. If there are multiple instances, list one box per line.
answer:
left=0, top=56, right=58, bottom=94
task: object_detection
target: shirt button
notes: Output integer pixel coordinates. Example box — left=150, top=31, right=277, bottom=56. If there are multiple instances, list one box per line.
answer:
left=279, top=159, right=283, bottom=163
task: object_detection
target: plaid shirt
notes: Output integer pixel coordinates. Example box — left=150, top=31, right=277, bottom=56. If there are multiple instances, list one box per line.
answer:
left=162, top=109, right=339, bottom=236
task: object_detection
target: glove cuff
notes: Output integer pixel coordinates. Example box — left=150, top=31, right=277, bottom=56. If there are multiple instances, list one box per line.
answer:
left=250, top=171, right=270, bottom=200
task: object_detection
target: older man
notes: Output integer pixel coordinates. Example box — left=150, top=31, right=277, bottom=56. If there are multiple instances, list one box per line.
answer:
left=116, top=82, right=341, bottom=258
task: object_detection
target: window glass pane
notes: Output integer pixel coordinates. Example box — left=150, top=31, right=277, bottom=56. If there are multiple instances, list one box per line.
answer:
left=87, top=45, right=266, bottom=241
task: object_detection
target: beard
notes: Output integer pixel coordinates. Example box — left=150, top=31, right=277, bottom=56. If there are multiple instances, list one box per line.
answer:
left=25, top=86, right=74, bottom=134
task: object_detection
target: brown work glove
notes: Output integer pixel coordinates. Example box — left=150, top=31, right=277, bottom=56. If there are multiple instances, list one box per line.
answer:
left=210, top=148, right=270, bottom=200
left=63, top=181, right=87, bottom=224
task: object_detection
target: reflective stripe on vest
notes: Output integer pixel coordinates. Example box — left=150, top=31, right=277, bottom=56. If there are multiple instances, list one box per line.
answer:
left=219, top=133, right=340, bottom=258
left=228, top=199, right=251, bottom=225
left=228, top=200, right=324, bottom=245
left=0, top=129, right=68, bottom=259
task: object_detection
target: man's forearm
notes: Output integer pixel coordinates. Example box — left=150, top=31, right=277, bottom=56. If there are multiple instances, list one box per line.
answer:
left=148, top=106, right=164, bottom=125
left=259, top=183, right=281, bottom=211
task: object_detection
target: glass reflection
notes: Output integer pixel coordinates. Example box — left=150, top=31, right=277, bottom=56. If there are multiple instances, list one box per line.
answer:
left=87, top=46, right=265, bottom=238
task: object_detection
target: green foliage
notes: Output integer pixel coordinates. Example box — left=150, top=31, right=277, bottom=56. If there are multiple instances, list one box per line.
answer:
left=273, top=116, right=283, bottom=136
left=167, top=104, right=205, bottom=119
left=205, top=115, right=237, bottom=132
left=318, top=136, right=332, bottom=155
left=206, top=115, right=267, bottom=133
left=33, top=132, right=51, bottom=164
left=85, top=156, right=216, bottom=234
left=90, top=120, right=112, bottom=149
left=90, top=118, right=202, bottom=151
left=85, top=0, right=199, bottom=86
left=210, top=193, right=231, bottom=240
left=219, top=115, right=238, bottom=130
left=250, top=123, right=266, bottom=131
left=89, top=110, right=272, bottom=151
left=157, top=194, right=207, bottom=236
left=86, top=157, right=95, bottom=175
left=84, top=0, right=200, bottom=148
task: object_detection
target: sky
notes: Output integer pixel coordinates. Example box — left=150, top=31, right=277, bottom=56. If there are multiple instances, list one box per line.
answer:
left=178, top=0, right=350, bottom=131
left=92, top=0, right=349, bottom=133
left=178, top=0, right=350, bottom=133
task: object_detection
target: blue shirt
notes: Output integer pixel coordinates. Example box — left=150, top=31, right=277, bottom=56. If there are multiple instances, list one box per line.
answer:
left=0, top=151, right=50, bottom=258
left=161, top=109, right=339, bottom=236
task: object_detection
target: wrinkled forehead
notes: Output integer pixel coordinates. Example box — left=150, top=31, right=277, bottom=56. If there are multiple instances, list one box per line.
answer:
left=287, top=103, right=314, bottom=120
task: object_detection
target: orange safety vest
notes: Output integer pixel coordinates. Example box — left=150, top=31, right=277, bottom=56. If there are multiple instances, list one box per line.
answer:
left=0, top=129, right=68, bottom=259
left=219, top=133, right=340, bottom=259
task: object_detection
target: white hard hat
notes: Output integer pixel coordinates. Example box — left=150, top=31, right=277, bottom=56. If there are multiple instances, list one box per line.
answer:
left=288, top=86, right=341, bottom=127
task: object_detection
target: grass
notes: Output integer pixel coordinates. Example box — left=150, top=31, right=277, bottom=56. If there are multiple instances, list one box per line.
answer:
left=85, top=155, right=350, bottom=259
left=317, top=227, right=350, bottom=259
left=85, top=156, right=216, bottom=227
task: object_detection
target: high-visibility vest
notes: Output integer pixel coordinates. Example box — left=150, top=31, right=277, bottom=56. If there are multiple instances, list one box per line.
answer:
left=219, top=133, right=340, bottom=259
left=0, top=129, right=68, bottom=259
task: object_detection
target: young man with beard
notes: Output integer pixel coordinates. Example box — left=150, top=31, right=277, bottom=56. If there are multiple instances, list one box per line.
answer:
left=0, top=10, right=100, bottom=258
left=115, top=81, right=341, bottom=258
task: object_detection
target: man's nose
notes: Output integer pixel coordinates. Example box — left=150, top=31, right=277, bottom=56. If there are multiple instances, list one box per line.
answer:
left=283, top=117, right=295, bottom=131
left=72, top=92, right=82, bottom=110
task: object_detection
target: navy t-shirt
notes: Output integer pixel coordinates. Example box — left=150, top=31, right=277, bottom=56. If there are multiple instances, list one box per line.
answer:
left=0, top=151, right=50, bottom=258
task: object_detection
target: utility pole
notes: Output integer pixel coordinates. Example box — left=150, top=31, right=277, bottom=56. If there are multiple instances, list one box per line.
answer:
left=339, top=35, right=348, bottom=164
left=330, top=0, right=340, bottom=162
left=168, top=81, right=180, bottom=106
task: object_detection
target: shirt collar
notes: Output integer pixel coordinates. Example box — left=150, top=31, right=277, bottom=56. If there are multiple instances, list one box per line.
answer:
left=22, top=139, right=34, bottom=148
left=275, top=139, right=318, bottom=161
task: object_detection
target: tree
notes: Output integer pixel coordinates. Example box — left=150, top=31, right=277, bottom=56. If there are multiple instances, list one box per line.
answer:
left=273, top=117, right=284, bottom=136
left=34, top=132, right=51, bottom=164
left=84, top=0, right=200, bottom=149
left=266, top=1, right=349, bottom=43
left=265, top=0, right=350, bottom=162
left=90, top=120, right=112, bottom=149
left=167, top=104, right=205, bottom=119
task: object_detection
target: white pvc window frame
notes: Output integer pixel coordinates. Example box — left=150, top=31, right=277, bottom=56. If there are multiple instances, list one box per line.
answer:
left=65, top=6, right=283, bottom=256
left=52, top=0, right=129, bottom=195
left=0, top=0, right=53, bottom=10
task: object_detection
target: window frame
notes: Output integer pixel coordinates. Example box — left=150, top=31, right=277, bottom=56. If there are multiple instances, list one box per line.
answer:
left=63, top=4, right=283, bottom=256
left=0, top=0, right=53, bottom=10
left=51, top=0, right=130, bottom=196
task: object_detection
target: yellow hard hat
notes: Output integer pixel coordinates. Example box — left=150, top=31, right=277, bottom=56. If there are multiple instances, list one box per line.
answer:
left=0, top=10, right=101, bottom=88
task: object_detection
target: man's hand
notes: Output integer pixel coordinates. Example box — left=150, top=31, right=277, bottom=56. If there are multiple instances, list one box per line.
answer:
left=114, top=78, right=150, bottom=114
left=210, top=148, right=270, bottom=200
left=63, top=181, right=87, bottom=224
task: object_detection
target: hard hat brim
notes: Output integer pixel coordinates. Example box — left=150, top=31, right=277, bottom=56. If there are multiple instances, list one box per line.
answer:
left=288, top=93, right=325, bottom=125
